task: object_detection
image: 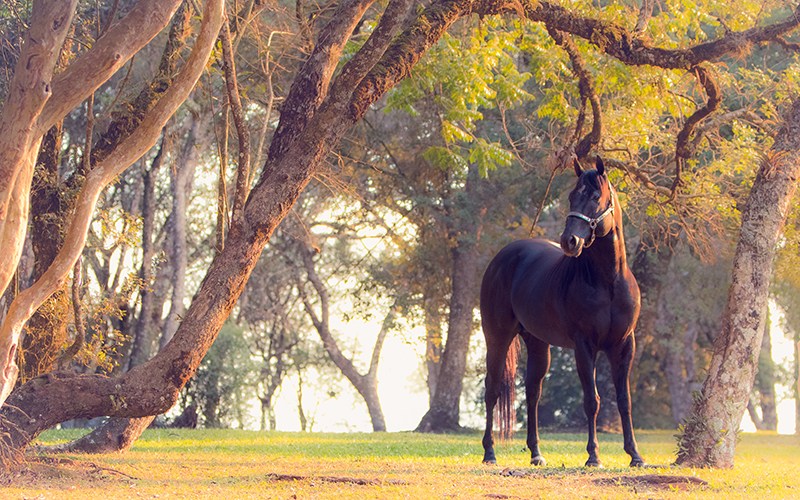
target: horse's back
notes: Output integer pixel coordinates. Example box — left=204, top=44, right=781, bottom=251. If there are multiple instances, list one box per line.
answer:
left=480, top=239, right=567, bottom=346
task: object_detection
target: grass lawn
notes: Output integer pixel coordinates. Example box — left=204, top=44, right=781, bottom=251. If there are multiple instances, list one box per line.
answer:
left=4, top=429, right=799, bottom=498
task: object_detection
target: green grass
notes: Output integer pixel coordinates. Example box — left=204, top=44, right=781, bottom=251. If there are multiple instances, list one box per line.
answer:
left=5, top=429, right=800, bottom=498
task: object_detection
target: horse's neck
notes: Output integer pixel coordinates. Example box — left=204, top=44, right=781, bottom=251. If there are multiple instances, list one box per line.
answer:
left=581, top=193, right=628, bottom=282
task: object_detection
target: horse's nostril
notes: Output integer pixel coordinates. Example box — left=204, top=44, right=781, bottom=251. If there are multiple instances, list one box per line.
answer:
left=569, top=235, right=579, bottom=249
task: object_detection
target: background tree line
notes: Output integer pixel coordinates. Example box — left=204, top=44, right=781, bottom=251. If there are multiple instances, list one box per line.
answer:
left=0, top=0, right=798, bottom=469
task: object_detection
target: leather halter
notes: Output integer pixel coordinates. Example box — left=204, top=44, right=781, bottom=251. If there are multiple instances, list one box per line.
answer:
left=567, top=195, right=614, bottom=249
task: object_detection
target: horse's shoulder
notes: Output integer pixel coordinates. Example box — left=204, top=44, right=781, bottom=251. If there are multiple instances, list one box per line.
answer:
left=501, top=239, right=563, bottom=279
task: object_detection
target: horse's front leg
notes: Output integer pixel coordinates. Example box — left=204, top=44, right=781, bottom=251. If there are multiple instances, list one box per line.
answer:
left=574, top=340, right=601, bottom=467
left=608, top=335, right=645, bottom=467
left=523, top=334, right=550, bottom=466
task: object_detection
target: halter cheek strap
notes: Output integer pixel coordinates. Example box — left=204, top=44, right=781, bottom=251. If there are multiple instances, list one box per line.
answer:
left=567, top=200, right=614, bottom=248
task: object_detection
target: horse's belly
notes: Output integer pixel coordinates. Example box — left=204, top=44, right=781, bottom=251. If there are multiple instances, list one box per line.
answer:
left=514, top=307, right=576, bottom=349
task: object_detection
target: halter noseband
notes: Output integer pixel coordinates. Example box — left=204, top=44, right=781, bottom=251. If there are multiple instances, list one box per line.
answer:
left=566, top=196, right=614, bottom=248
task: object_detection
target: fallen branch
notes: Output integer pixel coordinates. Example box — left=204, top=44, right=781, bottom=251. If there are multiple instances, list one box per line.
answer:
left=266, top=473, right=407, bottom=485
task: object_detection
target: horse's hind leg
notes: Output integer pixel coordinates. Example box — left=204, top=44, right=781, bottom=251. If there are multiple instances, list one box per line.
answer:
left=608, top=335, right=645, bottom=467
left=482, top=328, right=517, bottom=464
left=522, top=332, right=550, bottom=466
left=574, top=339, right=601, bottom=467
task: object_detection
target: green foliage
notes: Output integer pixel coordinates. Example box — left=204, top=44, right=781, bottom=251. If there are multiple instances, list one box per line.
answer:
left=387, top=19, right=532, bottom=175
left=182, top=322, right=257, bottom=429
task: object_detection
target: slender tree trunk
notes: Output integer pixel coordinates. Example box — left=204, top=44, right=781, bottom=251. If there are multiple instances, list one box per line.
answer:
left=161, top=122, right=199, bottom=348
left=299, top=245, right=391, bottom=431
left=795, top=338, right=800, bottom=435
left=126, top=136, right=167, bottom=370
left=747, top=313, right=778, bottom=431
left=424, top=295, right=443, bottom=406
left=416, top=243, right=480, bottom=431
left=676, top=98, right=800, bottom=468
left=753, top=312, right=777, bottom=430
left=21, top=125, right=69, bottom=383
left=297, top=368, right=309, bottom=432
left=663, top=323, right=699, bottom=426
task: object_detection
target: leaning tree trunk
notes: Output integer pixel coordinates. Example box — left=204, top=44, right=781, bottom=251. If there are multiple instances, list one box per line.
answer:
left=676, top=98, right=800, bottom=468
left=39, top=415, right=154, bottom=454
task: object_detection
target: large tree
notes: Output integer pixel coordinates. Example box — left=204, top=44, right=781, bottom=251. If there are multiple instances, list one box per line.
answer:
left=0, top=0, right=798, bottom=467
left=676, top=97, right=800, bottom=468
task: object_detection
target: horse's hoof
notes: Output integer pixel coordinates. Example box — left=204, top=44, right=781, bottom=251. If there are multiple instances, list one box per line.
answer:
left=630, top=458, right=645, bottom=467
left=585, top=459, right=603, bottom=468
left=483, top=459, right=497, bottom=465
left=531, top=455, right=546, bottom=466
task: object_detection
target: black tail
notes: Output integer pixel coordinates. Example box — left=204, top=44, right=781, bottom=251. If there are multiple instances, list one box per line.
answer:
left=496, top=336, right=519, bottom=440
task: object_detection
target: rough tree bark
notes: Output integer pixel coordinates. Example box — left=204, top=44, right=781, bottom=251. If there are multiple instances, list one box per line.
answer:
left=676, top=97, right=800, bottom=468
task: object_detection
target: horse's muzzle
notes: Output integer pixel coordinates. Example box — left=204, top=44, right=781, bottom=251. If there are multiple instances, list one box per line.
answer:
left=560, top=233, right=584, bottom=257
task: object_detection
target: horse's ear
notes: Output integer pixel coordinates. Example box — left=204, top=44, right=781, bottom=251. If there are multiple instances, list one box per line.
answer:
left=573, top=159, right=584, bottom=177
left=595, top=156, right=605, bottom=176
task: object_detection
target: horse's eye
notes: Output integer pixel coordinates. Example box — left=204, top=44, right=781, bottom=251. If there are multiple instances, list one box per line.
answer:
left=591, top=192, right=601, bottom=201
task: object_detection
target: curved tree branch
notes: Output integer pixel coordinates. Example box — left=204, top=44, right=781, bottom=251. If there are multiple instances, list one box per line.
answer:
left=672, top=65, right=721, bottom=196
left=221, top=18, right=251, bottom=224
left=267, top=0, right=377, bottom=160
left=328, top=0, right=414, bottom=103
left=37, top=0, right=183, bottom=132
left=522, top=1, right=800, bottom=69
left=546, top=25, right=602, bottom=159
left=352, top=0, right=800, bottom=119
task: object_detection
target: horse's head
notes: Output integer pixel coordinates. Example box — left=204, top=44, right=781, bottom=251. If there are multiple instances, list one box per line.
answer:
left=560, top=157, right=615, bottom=258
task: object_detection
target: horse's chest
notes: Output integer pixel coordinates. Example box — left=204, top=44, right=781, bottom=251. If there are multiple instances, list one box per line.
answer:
left=563, top=284, right=637, bottom=344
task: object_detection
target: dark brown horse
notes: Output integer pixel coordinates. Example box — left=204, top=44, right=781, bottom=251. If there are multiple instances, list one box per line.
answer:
left=480, top=157, right=644, bottom=468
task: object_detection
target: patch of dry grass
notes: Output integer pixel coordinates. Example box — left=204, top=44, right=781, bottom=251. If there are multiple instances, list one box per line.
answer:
left=3, top=429, right=799, bottom=498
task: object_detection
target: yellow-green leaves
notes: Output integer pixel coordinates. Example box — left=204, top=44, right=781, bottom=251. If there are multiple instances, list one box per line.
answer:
left=387, top=19, right=532, bottom=175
